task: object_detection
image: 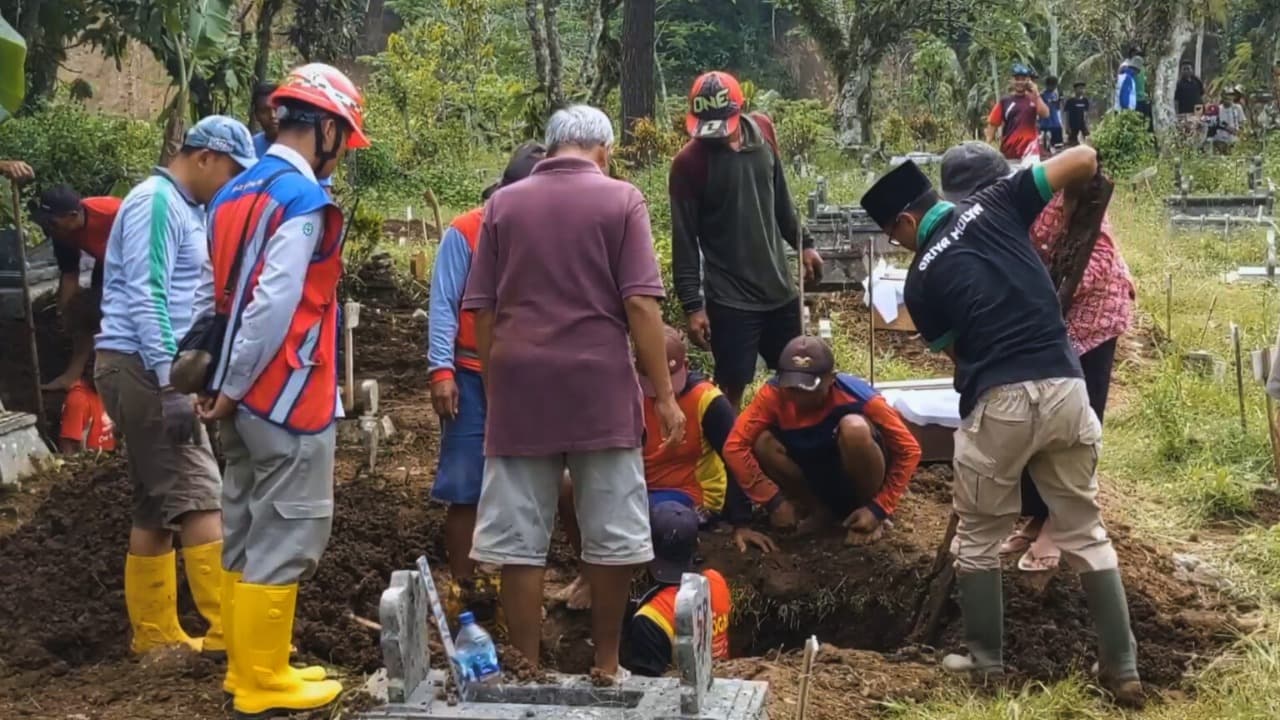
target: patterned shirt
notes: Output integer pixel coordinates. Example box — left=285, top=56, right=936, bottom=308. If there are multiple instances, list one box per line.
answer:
left=1029, top=194, right=1135, bottom=356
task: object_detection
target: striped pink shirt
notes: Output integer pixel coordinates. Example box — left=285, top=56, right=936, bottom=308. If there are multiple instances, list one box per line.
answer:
left=1030, top=194, right=1135, bottom=356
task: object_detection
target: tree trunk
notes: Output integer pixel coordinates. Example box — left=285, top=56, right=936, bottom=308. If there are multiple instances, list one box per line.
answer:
left=251, top=0, right=285, bottom=128
left=526, top=0, right=549, bottom=90
left=579, top=0, right=622, bottom=94
left=362, top=0, right=387, bottom=54
left=544, top=0, right=565, bottom=108
left=1046, top=0, right=1060, bottom=76
left=589, top=34, right=622, bottom=106
left=1154, top=0, right=1195, bottom=134
left=621, top=0, right=656, bottom=146
left=835, top=61, right=875, bottom=147
left=1194, top=17, right=1204, bottom=76
left=159, top=88, right=189, bottom=166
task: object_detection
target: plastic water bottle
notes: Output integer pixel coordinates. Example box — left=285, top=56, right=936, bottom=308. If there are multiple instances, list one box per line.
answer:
left=454, top=611, right=502, bottom=684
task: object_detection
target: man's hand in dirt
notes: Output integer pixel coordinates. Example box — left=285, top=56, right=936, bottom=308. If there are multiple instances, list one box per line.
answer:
left=686, top=310, right=711, bottom=349
left=430, top=377, right=460, bottom=421
left=769, top=499, right=798, bottom=530
left=843, top=506, right=885, bottom=546
left=655, top=395, right=687, bottom=450
left=801, top=248, right=824, bottom=283
left=197, top=393, right=237, bottom=422
left=733, top=527, right=779, bottom=554
left=0, top=160, right=34, bottom=182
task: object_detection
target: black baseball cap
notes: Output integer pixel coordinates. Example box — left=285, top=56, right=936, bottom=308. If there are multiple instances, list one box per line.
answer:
left=482, top=141, right=547, bottom=200
left=860, top=160, right=934, bottom=230
left=650, top=502, right=699, bottom=584
left=777, top=336, right=835, bottom=392
left=35, top=184, right=83, bottom=224
left=940, top=141, right=1011, bottom=202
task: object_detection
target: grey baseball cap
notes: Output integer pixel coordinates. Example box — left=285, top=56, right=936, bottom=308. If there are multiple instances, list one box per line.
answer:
left=184, top=115, right=258, bottom=170
left=940, top=142, right=1013, bottom=202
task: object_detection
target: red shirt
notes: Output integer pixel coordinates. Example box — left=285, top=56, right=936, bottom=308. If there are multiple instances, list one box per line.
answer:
left=54, top=196, right=122, bottom=274
left=60, top=381, right=116, bottom=451
left=989, top=94, right=1041, bottom=160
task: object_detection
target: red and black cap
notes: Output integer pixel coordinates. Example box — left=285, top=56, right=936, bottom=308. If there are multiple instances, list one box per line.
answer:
left=637, top=325, right=690, bottom=398
left=776, top=336, right=835, bottom=392
left=686, top=71, right=745, bottom=140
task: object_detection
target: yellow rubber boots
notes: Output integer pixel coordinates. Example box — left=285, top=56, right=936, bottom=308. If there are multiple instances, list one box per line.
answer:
left=181, top=541, right=226, bottom=653
left=221, top=571, right=328, bottom=696
left=230, top=582, right=342, bottom=718
left=125, top=552, right=202, bottom=654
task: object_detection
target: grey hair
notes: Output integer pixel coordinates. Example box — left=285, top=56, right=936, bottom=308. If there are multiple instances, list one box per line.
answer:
left=545, top=105, right=615, bottom=151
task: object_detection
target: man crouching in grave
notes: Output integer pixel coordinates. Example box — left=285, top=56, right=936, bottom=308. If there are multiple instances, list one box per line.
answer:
left=722, top=336, right=922, bottom=545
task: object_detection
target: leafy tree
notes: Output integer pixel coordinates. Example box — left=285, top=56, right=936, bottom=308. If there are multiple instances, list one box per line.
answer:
left=1, top=0, right=126, bottom=109
left=289, top=0, right=365, bottom=62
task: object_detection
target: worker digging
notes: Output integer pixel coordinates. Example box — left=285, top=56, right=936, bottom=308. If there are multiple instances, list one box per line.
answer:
left=9, top=41, right=1259, bottom=719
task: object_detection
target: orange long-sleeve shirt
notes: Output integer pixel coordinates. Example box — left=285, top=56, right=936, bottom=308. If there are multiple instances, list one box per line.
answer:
left=723, top=373, right=922, bottom=518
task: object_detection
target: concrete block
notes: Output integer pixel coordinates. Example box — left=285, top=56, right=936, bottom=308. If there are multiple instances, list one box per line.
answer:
left=675, top=573, right=713, bottom=715
left=380, top=570, right=432, bottom=703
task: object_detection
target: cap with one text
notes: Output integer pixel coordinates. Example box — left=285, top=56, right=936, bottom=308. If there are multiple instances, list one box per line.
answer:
left=638, top=325, right=689, bottom=398
left=184, top=115, right=258, bottom=170
left=776, top=335, right=836, bottom=392
left=859, top=160, right=935, bottom=230
left=35, top=184, right=83, bottom=224
left=686, top=71, right=744, bottom=140
left=940, top=141, right=1012, bottom=202
left=482, top=141, right=547, bottom=200
left=650, top=501, right=699, bottom=584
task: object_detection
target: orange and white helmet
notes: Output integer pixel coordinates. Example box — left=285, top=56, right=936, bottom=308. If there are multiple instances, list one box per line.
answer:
left=271, top=63, right=370, bottom=149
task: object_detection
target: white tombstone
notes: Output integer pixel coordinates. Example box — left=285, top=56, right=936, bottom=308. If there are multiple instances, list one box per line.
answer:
left=674, top=572, right=713, bottom=715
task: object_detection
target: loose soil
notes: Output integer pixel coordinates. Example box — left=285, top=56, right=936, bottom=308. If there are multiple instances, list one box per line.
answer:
left=0, top=274, right=1253, bottom=718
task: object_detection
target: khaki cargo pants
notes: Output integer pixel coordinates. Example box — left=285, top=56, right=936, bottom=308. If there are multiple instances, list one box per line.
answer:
left=952, top=378, right=1118, bottom=574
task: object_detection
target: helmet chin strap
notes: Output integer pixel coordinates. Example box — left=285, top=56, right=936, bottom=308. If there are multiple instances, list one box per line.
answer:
left=312, top=116, right=341, bottom=175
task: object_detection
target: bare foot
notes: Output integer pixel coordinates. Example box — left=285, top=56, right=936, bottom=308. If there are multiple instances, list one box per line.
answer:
left=40, top=373, right=77, bottom=392
left=554, top=574, right=592, bottom=610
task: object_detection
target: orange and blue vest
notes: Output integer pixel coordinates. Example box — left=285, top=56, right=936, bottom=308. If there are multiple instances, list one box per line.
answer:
left=208, top=155, right=344, bottom=434
left=634, top=569, right=732, bottom=661
left=452, top=208, right=484, bottom=374
left=643, top=376, right=730, bottom=511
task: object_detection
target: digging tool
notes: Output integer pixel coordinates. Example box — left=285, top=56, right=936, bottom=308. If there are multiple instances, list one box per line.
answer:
left=9, top=183, right=45, bottom=430
left=795, top=635, right=819, bottom=720
left=909, top=512, right=959, bottom=646
left=414, top=555, right=469, bottom=697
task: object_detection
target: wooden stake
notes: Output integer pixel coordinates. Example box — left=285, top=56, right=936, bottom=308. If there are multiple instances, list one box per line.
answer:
left=796, top=635, right=819, bottom=720
left=10, top=184, right=45, bottom=428
left=866, top=232, right=876, bottom=387
left=1165, top=273, right=1174, bottom=344
left=1233, top=323, right=1247, bottom=431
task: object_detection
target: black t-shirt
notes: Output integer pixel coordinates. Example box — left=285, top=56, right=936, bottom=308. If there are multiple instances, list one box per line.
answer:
left=1064, top=97, right=1090, bottom=130
left=903, top=167, right=1082, bottom=418
left=1175, top=78, right=1204, bottom=114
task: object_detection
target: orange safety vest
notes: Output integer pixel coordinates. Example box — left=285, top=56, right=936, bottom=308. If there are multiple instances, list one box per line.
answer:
left=450, top=207, right=484, bottom=373
left=642, top=378, right=728, bottom=511
left=209, top=157, right=344, bottom=434
left=635, top=569, right=732, bottom=661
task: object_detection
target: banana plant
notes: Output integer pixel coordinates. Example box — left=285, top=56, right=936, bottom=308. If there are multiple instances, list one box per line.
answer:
left=0, top=18, right=25, bottom=122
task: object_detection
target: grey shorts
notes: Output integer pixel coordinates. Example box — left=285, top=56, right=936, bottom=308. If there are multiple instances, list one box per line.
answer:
left=95, top=350, right=221, bottom=531
left=471, top=449, right=654, bottom=567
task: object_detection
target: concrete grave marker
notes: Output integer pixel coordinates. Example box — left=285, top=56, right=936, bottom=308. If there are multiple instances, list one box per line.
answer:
left=379, top=570, right=432, bottom=703
left=675, top=572, right=713, bottom=715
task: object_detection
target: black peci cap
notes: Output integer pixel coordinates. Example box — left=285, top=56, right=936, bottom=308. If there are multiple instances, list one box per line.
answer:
left=860, top=160, right=934, bottom=230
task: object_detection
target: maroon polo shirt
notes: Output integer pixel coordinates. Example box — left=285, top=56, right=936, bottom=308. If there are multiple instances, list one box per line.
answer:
left=461, top=155, right=666, bottom=456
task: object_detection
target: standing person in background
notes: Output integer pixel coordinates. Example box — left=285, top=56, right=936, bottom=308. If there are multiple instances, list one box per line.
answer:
left=1175, top=62, right=1205, bottom=117
left=427, top=141, right=545, bottom=616
left=1039, top=76, right=1064, bottom=153
left=94, top=116, right=257, bottom=658
left=250, top=82, right=279, bottom=158
left=670, top=70, right=823, bottom=410
left=198, top=63, right=368, bottom=717
left=938, top=141, right=1134, bottom=574
left=463, top=105, right=685, bottom=678
left=1115, top=60, right=1139, bottom=112
left=1129, top=52, right=1154, bottom=133
left=986, top=63, right=1050, bottom=161
left=33, top=185, right=122, bottom=391
left=1064, top=82, right=1091, bottom=146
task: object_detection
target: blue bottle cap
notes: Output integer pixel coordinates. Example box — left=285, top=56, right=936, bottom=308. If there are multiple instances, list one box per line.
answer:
left=459, top=611, right=476, bottom=625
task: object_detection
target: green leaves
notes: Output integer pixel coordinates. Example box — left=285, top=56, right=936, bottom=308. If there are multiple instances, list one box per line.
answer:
left=0, top=18, right=27, bottom=122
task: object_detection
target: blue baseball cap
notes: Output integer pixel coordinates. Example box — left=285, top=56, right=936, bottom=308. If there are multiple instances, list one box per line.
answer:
left=650, top=501, right=699, bottom=584
left=184, top=115, right=258, bottom=170
left=1011, top=62, right=1033, bottom=77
